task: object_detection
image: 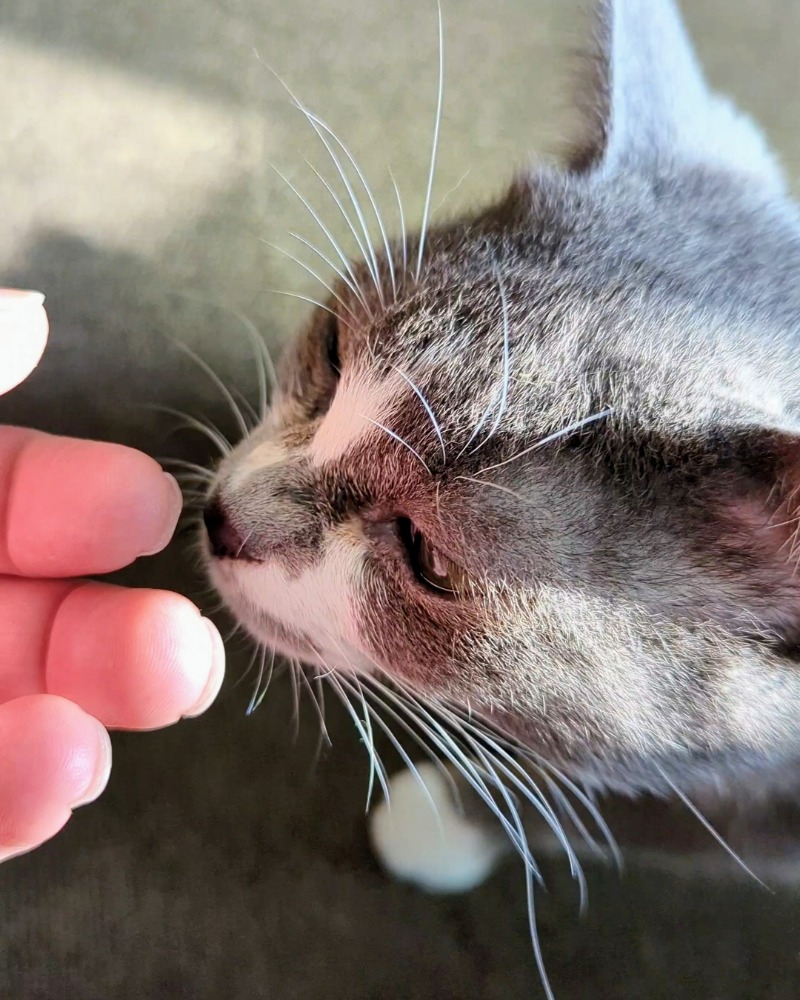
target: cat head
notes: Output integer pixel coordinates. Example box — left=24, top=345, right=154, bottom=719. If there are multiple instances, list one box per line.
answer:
left=203, top=0, right=800, bottom=797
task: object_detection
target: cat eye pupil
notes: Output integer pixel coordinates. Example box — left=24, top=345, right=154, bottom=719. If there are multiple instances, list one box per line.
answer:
left=399, top=518, right=460, bottom=596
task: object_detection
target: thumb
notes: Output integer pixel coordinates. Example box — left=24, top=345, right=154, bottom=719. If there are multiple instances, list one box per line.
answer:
left=0, top=290, right=49, bottom=396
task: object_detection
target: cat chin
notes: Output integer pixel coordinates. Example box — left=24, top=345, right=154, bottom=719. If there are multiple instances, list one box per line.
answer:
left=206, top=556, right=374, bottom=675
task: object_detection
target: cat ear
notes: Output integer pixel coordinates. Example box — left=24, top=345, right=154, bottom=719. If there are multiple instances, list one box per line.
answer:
left=571, top=0, right=785, bottom=191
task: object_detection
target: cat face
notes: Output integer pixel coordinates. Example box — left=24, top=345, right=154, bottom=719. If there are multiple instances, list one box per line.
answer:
left=204, top=0, right=800, bottom=797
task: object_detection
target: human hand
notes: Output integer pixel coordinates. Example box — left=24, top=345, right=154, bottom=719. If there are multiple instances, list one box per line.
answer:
left=0, top=289, right=224, bottom=862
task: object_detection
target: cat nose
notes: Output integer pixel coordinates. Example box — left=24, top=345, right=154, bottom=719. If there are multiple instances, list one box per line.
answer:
left=203, top=498, right=247, bottom=560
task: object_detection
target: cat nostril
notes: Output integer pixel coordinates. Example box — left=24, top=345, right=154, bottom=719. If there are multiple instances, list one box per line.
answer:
left=203, top=499, right=246, bottom=560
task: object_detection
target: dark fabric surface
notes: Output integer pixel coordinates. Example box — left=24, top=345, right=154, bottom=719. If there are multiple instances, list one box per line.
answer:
left=2, top=1, right=800, bottom=995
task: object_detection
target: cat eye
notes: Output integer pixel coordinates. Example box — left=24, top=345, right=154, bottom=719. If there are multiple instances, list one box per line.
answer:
left=399, top=518, right=465, bottom=596
left=324, top=314, right=341, bottom=375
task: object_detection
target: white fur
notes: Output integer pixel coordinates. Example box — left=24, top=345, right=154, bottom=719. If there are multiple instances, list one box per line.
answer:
left=369, top=763, right=506, bottom=893
left=214, top=527, right=372, bottom=672
left=228, top=438, right=287, bottom=489
left=309, top=370, right=396, bottom=465
left=602, top=0, right=786, bottom=192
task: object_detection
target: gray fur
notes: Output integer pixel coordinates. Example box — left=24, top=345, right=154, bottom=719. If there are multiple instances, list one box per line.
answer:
left=205, top=0, right=800, bottom=852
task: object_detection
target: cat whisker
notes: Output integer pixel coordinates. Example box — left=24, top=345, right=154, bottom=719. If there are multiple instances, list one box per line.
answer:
left=229, top=315, right=273, bottom=423
left=466, top=268, right=512, bottom=456
left=290, top=107, right=385, bottom=305
left=479, top=407, right=614, bottom=475
left=254, top=53, right=385, bottom=302
left=270, top=162, right=370, bottom=316
left=265, top=288, right=343, bottom=322
left=246, top=645, right=276, bottom=716
left=225, top=620, right=246, bottom=647
left=389, top=168, right=408, bottom=283
left=141, top=404, right=232, bottom=456
left=656, top=767, right=772, bottom=893
left=298, top=666, right=332, bottom=753
left=300, top=159, right=375, bottom=311
left=173, top=475, right=212, bottom=495
left=433, top=167, right=471, bottom=213
left=235, top=529, right=255, bottom=560
left=356, top=678, right=462, bottom=804
left=369, top=676, right=558, bottom=997
left=165, top=290, right=277, bottom=406
left=263, top=240, right=360, bottom=325
left=233, top=644, right=261, bottom=689
left=159, top=457, right=216, bottom=482
left=324, top=639, right=386, bottom=809
left=362, top=675, right=540, bottom=876
left=361, top=416, right=431, bottom=473
left=458, top=475, right=529, bottom=503
left=436, top=704, right=588, bottom=907
left=339, top=675, right=445, bottom=833
left=391, top=364, right=446, bottom=463
left=438, top=695, right=621, bottom=867
left=415, top=0, right=445, bottom=281
left=325, top=670, right=392, bottom=807
left=288, top=658, right=302, bottom=741
left=300, top=114, right=397, bottom=301
left=171, top=340, right=251, bottom=442
left=403, top=686, right=588, bottom=907
left=287, top=229, right=366, bottom=311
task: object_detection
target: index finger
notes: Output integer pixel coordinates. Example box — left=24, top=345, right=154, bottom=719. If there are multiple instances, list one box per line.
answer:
left=0, top=290, right=49, bottom=395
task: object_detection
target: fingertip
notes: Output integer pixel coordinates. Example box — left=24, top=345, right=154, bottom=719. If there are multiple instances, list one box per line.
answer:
left=73, top=720, right=112, bottom=808
left=47, top=587, right=225, bottom=730
left=183, top=618, right=226, bottom=718
left=140, top=472, right=184, bottom=557
left=0, top=695, right=111, bottom=857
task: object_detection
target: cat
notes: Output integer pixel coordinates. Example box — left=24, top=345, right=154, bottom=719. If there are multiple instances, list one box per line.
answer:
left=201, top=0, right=800, bottom=982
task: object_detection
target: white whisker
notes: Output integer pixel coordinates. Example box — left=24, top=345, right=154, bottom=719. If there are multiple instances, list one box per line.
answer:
left=263, top=240, right=360, bottom=325
left=288, top=230, right=364, bottom=306
left=457, top=476, right=528, bottom=503
left=253, top=52, right=385, bottom=301
left=159, top=457, right=215, bottom=482
left=265, top=288, right=341, bottom=321
left=166, top=291, right=277, bottom=400
left=467, top=269, right=511, bottom=455
left=270, top=163, right=368, bottom=311
left=172, top=340, right=250, bottom=441
left=288, top=658, right=302, bottom=740
left=479, top=408, right=614, bottom=475
left=361, top=416, right=430, bottom=473
left=246, top=646, right=269, bottom=715
left=301, top=159, right=376, bottom=310
left=389, top=168, right=408, bottom=282
left=302, top=112, right=397, bottom=300
left=364, top=676, right=540, bottom=873
left=415, top=0, right=445, bottom=280
left=326, top=671, right=391, bottom=806
left=433, top=167, right=471, bottom=213
left=340, top=676, right=445, bottom=835
left=657, top=767, right=771, bottom=892
left=142, top=404, right=232, bottom=456
left=298, top=667, right=332, bottom=748
left=391, top=364, right=446, bottom=463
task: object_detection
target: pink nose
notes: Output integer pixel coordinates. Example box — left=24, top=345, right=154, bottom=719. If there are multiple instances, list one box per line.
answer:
left=203, top=499, right=245, bottom=559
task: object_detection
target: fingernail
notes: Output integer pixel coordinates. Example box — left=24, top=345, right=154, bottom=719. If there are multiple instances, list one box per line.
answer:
left=72, top=724, right=112, bottom=809
left=184, top=618, right=226, bottom=718
left=0, top=289, right=45, bottom=310
left=141, top=473, right=184, bottom=557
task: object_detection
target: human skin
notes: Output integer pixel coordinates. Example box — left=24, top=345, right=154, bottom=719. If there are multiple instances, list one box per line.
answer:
left=0, top=289, right=224, bottom=861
